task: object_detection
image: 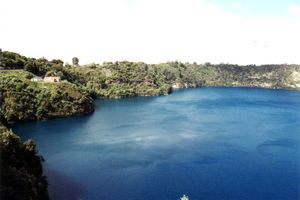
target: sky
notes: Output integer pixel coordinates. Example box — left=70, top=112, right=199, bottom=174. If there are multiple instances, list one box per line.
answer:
left=0, top=0, right=300, bottom=65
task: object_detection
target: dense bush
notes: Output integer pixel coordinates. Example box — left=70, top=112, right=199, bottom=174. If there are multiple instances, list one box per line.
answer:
left=1, top=50, right=300, bottom=100
left=0, top=71, right=94, bottom=123
left=1, top=50, right=300, bottom=122
left=71, top=61, right=300, bottom=98
left=0, top=125, right=49, bottom=200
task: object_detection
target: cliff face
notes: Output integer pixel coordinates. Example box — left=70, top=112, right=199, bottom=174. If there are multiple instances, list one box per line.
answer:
left=0, top=124, right=49, bottom=200
left=201, top=64, right=300, bottom=89
left=71, top=62, right=300, bottom=98
left=290, top=70, right=300, bottom=88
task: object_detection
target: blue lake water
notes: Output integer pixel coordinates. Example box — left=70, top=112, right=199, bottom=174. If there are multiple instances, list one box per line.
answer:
left=12, top=87, right=300, bottom=200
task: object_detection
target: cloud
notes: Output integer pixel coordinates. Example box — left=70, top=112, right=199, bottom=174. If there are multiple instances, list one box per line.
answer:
left=0, top=0, right=300, bottom=65
left=289, top=3, right=300, bottom=16
left=232, top=2, right=241, bottom=9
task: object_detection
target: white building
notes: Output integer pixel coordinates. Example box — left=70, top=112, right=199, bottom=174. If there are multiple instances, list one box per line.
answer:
left=43, top=76, right=61, bottom=82
left=30, top=76, right=43, bottom=82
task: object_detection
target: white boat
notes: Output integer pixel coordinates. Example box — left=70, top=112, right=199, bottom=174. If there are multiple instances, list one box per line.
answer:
left=180, top=194, right=189, bottom=200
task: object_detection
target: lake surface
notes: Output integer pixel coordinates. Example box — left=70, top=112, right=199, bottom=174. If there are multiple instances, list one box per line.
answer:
left=12, top=87, right=300, bottom=200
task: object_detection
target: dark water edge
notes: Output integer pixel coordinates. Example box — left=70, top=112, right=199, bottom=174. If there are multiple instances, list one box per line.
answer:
left=12, top=87, right=300, bottom=200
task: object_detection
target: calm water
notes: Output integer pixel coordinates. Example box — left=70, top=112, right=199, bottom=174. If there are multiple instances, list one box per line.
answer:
left=12, top=87, right=300, bottom=200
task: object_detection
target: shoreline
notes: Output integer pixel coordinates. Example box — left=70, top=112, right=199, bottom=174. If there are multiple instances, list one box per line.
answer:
left=7, top=85, right=299, bottom=127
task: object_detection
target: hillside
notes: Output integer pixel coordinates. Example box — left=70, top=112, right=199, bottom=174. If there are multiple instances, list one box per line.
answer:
left=73, top=62, right=300, bottom=97
left=0, top=70, right=94, bottom=124
left=1, top=50, right=300, bottom=124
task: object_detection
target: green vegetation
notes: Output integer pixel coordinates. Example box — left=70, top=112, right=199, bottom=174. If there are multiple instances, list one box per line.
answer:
left=0, top=70, right=94, bottom=124
left=72, top=61, right=300, bottom=98
left=72, top=57, right=79, bottom=66
left=205, top=64, right=300, bottom=88
left=1, top=50, right=300, bottom=123
left=0, top=124, right=49, bottom=200
left=1, top=50, right=300, bottom=199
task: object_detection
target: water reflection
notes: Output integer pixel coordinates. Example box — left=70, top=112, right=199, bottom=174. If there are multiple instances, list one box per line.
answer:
left=46, top=168, right=85, bottom=200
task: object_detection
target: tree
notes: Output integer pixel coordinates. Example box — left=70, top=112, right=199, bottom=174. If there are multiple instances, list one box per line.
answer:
left=72, top=57, right=79, bottom=66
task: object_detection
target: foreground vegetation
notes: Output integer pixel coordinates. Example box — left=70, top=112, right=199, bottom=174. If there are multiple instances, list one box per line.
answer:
left=0, top=124, right=49, bottom=200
